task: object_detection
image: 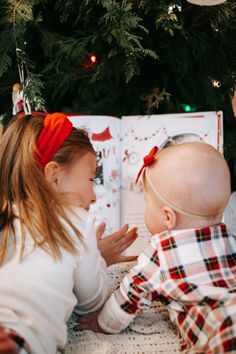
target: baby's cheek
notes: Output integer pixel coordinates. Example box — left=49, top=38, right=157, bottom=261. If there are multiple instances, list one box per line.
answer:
left=144, top=209, right=153, bottom=234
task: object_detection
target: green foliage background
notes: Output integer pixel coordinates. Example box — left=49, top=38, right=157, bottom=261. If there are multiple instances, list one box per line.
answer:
left=0, top=0, right=235, bottom=187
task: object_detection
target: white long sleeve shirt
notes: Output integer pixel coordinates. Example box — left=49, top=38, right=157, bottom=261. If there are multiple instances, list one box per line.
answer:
left=0, top=206, right=108, bottom=354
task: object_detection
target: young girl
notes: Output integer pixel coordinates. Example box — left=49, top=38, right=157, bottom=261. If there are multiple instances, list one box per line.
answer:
left=77, top=142, right=236, bottom=353
left=0, top=112, right=137, bottom=354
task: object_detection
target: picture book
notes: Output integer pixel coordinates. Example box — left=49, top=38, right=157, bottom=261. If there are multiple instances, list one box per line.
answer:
left=67, top=111, right=223, bottom=255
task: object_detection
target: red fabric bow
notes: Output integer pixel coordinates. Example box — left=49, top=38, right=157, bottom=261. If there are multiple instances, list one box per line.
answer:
left=135, top=146, right=158, bottom=184
left=36, top=112, right=73, bottom=166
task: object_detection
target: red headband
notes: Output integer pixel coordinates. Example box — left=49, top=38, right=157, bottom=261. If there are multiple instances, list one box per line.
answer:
left=36, top=112, right=73, bottom=166
left=135, top=146, right=158, bottom=184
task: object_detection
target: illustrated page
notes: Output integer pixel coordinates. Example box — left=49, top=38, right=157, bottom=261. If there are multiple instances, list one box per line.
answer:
left=120, top=111, right=223, bottom=255
left=68, top=115, right=121, bottom=234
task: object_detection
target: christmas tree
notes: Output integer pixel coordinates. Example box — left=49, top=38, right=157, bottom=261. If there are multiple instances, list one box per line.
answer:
left=0, top=0, right=235, bottom=186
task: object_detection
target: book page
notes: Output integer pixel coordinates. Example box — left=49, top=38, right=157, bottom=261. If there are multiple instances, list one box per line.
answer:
left=67, top=115, right=121, bottom=235
left=120, top=111, right=223, bottom=255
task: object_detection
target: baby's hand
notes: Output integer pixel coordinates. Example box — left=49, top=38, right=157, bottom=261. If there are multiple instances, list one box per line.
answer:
left=74, top=310, right=107, bottom=333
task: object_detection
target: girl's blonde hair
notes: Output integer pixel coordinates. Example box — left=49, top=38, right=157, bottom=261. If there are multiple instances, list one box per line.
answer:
left=0, top=114, right=95, bottom=265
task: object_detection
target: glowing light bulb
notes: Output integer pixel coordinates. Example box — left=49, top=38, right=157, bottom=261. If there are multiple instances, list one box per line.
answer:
left=212, top=80, right=221, bottom=88
left=184, top=105, right=192, bottom=112
left=90, top=55, right=96, bottom=64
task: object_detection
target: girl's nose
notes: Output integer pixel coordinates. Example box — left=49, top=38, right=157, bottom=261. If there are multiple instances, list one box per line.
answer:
left=91, top=191, right=97, bottom=204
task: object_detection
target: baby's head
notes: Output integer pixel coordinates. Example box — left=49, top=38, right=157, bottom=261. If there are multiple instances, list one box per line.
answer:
left=141, top=142, right=231, bottom=234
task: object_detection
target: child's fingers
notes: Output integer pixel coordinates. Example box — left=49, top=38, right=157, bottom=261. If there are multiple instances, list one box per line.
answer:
left=73, top=310, right=105, bottom=333
left=96, top=222, right=106, bottom=241
left=74, top=316, right=105, bottom=333
left=117, top=231, right=138, bottom=251
left=119, top=255, right=138, bottom=263
left=113, top=225, right=137, bottom=243
left=109, top=224, right=129, bottom=242
left=124, top=227, right=138, bottom=239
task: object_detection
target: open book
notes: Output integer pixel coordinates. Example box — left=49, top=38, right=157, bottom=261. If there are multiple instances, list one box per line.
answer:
left=67, top=112, right=223, bottom=255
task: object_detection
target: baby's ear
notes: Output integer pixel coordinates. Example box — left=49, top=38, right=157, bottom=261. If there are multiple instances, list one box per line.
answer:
left=162, top=206, right=176, bottom=230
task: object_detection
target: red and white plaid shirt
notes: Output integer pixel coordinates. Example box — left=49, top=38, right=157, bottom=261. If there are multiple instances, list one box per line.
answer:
left=98, top=224, right=236, bottom=353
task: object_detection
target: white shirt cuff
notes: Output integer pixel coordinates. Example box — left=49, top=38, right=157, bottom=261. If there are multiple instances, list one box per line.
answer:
left=98, top=293, right=135, bottom=333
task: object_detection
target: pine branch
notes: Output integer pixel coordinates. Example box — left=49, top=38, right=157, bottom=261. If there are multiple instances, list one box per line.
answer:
left=4, top=0, right=36, bottom=25
left=17, top=49, right=46, bottom=111
left=0, top=1, right=46, bottom=110
left=0, top=53, right=12, bottom=77
left=97, top=0, right=157, bottom=80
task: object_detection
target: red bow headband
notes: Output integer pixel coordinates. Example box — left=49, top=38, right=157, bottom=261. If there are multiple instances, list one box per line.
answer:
left=135, top=146, right=158, bottom=184
left=36, top=112, right=73, bottom=166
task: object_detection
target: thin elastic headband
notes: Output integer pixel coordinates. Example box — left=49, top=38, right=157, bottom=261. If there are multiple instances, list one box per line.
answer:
left=36, top=112, right=73, bottom=166
left=145, top=170, right=223, bottom=220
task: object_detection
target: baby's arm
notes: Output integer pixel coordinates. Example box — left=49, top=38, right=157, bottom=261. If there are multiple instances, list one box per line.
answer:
left=76, top=237, right=161, bottom=333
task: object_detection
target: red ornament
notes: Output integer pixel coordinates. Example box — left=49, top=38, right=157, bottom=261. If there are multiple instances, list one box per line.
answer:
left=82, top=54, right=97, bottom=69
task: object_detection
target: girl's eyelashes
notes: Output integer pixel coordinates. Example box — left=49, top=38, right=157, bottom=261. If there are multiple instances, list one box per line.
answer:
left=90, top=178, right=97, bottom=185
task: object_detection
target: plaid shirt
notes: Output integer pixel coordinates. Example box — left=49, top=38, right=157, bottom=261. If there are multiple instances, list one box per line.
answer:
left=98, top=224, right=236, bottom=353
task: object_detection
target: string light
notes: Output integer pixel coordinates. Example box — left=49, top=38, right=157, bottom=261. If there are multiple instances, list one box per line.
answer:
left=168, top=4, right=181, bottom=13
left=212, top=80, right=221, bottom=88
left=180, top=103, right=196, bottom=112
left=184, top=104, right=192, bottom=112
left=90, top=55, right=96, bottom=64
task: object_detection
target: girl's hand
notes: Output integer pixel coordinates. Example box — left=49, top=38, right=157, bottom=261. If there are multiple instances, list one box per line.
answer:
left=0, top=327, right=18, bottom=354
left=74, top=310, right=107, bottom=333
left=96, top=223, right=138, bottom=266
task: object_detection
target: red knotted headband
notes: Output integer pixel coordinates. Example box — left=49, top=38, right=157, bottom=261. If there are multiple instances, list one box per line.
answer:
left=36, top=112, right=73, bottom=166
left=135, top=146, right=158, bottom=183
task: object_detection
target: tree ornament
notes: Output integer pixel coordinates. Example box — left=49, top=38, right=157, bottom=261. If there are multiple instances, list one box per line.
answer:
left=15, top=48, right=31, bottom=115
left=141, top=87, right=171, bottom=112
left=12, top=83, right=23, bottom=115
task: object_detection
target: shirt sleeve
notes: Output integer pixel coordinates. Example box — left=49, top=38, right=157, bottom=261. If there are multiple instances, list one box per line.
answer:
left=72, top=211, right=109, bottom=314
left=98, top=237, right=161, bottom=333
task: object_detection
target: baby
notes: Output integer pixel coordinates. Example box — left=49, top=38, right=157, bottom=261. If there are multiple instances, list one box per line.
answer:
left=77, top=142, right=236, bottom=354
